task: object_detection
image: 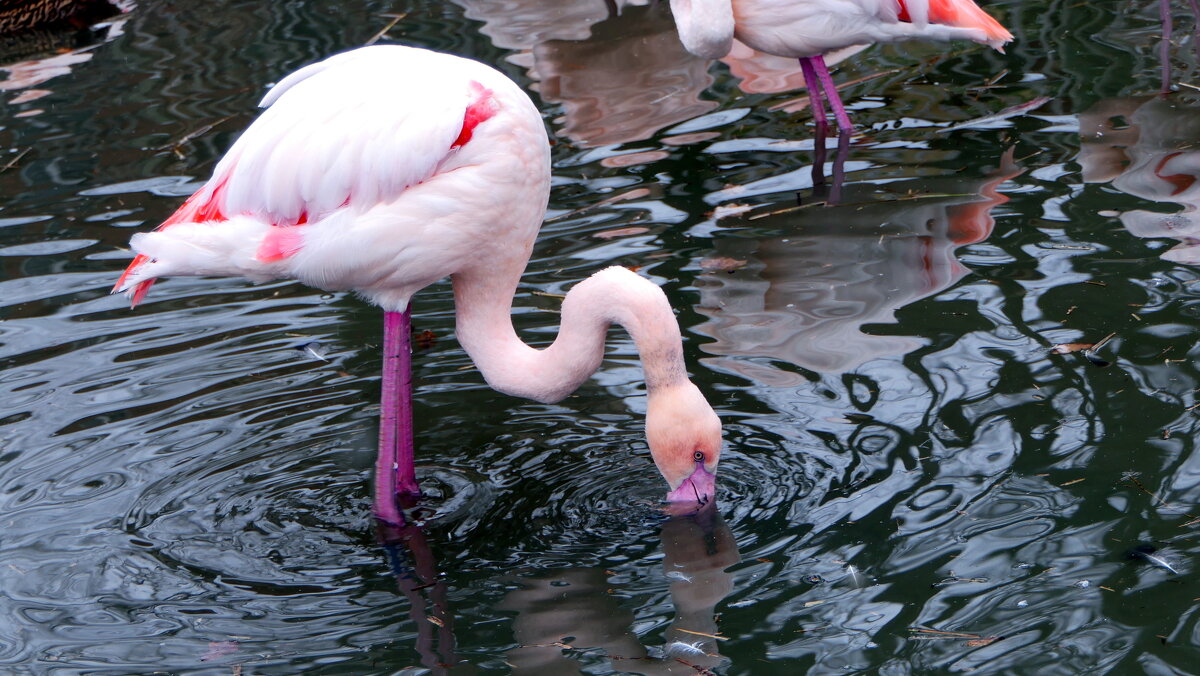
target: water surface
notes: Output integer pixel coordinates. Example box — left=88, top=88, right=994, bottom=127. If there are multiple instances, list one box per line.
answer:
left=1, top=1, right=1198, bottom=673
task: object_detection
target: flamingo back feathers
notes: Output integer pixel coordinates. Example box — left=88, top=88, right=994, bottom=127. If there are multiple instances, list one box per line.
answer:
left=114, top=46, right=512, bottom=308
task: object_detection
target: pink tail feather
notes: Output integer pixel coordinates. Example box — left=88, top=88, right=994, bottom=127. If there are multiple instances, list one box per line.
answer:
left=113, top=175, right=229, bottom=308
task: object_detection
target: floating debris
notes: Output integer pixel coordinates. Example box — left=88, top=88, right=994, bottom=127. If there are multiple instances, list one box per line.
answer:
left=414, top=329, right=437, bottom=350
left=908, top=627, right=985, bottom=641
left=592, top=226, right=650, bottom=239
left=1130, top=545, right=1180, bottom=575
left=706, top=203, right=755, bottom=221
left=1051, top=332, right=1114, bottom=367
left=546, top=188, right=654, bottom=222
left=666, top=570, right=693, bottom=583
left=804, top=574, right=824, bottom=585
left=674, top=628, right=727, bottom=641
left=1072, top=579, right=1091, bottom=589
left=937, top=96, right=1052, bottom=133
left=932, top=575, right=988, bottom=588
left=154, top=116, right=233, bottom=159
left=295, top=341, right=330, bottom=362
left=0, top=148, right=30, bottom=175
left=1051, top=342, right=1095, bottom=355
left=698, top=256, right=748, bottom=272
left=844, top=564, right=869, bottom=588
left=364, top=12, right=407, bottom=46
left=200, top=641, right=239, bottom=662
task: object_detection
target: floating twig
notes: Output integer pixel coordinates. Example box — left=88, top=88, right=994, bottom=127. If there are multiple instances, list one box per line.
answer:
left=365, top=13, right=407, bottom=45
left=675, top=628, right=728, bottom=641
left=156, top=116, right=234, bottom=158
left=0, top=148, right=30, bottom=174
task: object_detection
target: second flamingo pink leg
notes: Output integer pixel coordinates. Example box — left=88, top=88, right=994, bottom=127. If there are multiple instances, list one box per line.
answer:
left=1187, top=0, right=1200, bottom=60
left=810, top=55, right=854, bottom=136
left=375, top=308, right=419, bottom=525
left=799, top=57, right=829, bottom=129
left=1162, top=0, right=1174, bottom=93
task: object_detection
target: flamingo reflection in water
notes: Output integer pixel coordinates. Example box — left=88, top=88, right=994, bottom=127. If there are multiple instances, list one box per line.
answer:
left=377, top=521, right=462, bottom=673
left=500, top=505, right=739, bottom=674
left=1080, top=96, right=1200, bottom=263
left=374, top=507, right=737, bottom=674
left=696, top=149, right=1020, bottom=379
left=1157, top=0, right=1200, bottom=91
left=452, top=0, right=840, bottom=150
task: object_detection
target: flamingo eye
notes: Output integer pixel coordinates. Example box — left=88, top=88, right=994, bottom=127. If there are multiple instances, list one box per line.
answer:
left=693, top=451, right=705, bottom=462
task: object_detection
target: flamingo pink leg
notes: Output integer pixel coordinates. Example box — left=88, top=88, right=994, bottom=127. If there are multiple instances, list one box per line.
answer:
left=799, top=57, right=829, bottom=129
left=375, top=308, right=418, bottom=525
left=1162, top=0, right=1173, bottom=93
left=1190, top=0, right=1200, bottom=59
left=809, top=55, right=854, bottom=136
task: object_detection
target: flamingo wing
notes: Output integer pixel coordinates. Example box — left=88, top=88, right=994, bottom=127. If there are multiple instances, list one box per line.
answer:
left=114, top=46, right=497, bottom=307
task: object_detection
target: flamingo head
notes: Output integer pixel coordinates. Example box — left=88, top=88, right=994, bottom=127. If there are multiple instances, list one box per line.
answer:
left=646, top=383, right=722, bottom=506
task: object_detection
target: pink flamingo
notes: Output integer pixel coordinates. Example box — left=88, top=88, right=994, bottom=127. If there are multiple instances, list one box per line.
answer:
left=112, top=46, right=723, bottom=526
left=668, top=0, right=1013, bottom=134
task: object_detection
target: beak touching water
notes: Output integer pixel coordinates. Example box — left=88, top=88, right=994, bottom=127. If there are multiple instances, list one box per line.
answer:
left=665, top=458, right=717, bottom=505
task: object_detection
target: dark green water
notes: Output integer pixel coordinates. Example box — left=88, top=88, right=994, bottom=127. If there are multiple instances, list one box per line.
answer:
left=1, top=1, right=1197, bottom=673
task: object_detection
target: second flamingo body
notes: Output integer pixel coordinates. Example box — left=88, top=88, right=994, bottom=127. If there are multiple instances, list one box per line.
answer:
left=670, top=0, right=1013, bottom=132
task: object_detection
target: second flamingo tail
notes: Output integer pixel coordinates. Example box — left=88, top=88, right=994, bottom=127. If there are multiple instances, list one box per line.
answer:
left=917, top=0, right=1014, bottom=51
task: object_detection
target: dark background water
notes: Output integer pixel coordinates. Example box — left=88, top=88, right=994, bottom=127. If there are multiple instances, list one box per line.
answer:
left=1, top=1, right=1198, bottom=673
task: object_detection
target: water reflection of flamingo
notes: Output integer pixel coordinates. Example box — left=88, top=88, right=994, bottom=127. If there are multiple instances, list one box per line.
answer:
left=501, top=505, right=739, bottom=674
left=668, top=0, right=1013, bottom=134
left=112, top=46, right=722, bottom=526
left=378, top=522, right=462, bottom=673
left=697, top=149, right=1019, bottom=377
left=1158, top=0, right=1200, bottom=91
left=452, top=0, right=815, bottom=148
left=1079, top=96, right=1200, bottom=263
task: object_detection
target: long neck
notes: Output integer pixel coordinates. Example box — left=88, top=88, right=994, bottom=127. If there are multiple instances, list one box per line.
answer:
left=668, top=0, right=735, bottom=59
left=452, top=265, right=690, bottom=404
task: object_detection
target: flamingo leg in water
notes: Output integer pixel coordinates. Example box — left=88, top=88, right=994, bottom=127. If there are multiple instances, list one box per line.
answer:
left=376, top=308, right=418, bottom=525
left=829, top=132, right=849, bottom=205
left=1162, top=0, right=1173, bottom=93
left=810, top=55, right=854, bottom=135
left=799, top=57, right=829, bottom=129
left=809, top=124, right=850, bottom=206
left=1189, top=0, right=1200, bottom=59
left=811, top=121, right=829, bottom=190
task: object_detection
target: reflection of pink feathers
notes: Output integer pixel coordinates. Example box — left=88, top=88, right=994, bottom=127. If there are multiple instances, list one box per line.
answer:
left=1080, top=97, right=1200, bottom=263
left=451, top=0, right=815, bottom=145
left=697, top=152, right=1020, bottom=376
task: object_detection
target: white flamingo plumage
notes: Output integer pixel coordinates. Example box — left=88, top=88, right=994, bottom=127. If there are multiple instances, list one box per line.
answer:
left=669, top=0, right=1013, bottom=133
left=113, top=46, right=722, bottom=525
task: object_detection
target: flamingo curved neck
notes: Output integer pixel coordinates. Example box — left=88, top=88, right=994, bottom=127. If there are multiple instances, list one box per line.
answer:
left=452, top=266, right=690, bottom=404
left=669, top=0, right=735, bottom=60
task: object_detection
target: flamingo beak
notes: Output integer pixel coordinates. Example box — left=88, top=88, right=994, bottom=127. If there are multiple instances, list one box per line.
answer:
left=665, top=460, right=716, bottom=505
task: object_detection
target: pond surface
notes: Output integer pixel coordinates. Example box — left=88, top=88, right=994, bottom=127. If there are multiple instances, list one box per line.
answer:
left=1, top=1, right=1198, bottom=673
